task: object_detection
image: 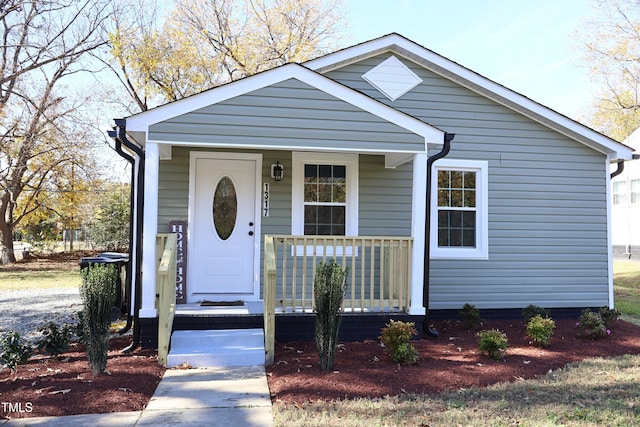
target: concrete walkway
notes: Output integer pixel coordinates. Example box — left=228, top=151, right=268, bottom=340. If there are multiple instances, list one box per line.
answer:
left=1, top=366, right=273, bottom=427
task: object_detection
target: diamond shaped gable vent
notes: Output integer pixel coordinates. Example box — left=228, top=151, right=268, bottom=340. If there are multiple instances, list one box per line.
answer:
left=362, top=56, right=422, bottom=101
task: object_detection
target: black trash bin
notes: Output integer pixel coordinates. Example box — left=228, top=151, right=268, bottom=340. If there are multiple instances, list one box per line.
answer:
left=79, top=253, right=130, bottom=320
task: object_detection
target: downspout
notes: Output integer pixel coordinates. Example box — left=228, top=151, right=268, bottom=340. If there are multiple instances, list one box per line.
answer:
left=610, top=156, right=640, bottom=258
left=610, top=160, right=624, bottom=179
left=113, top=134, right=135, bottom=335
left=422, top=132, right=455, bottom=338
left=108, top=119, right=145, bottom=352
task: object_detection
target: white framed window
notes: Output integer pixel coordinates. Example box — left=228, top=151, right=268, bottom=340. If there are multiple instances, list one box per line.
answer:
left=292, top=152, right=359, bottom=236
left=430, top=159, right=488, bottom=259
left=631, top=179, right=640, bottom=205
left=613, top=181, right=627, bottom=206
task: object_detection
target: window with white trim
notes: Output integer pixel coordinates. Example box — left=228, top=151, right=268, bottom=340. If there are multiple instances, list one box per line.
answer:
left=613, top=181, right=627, bottom=205
left=631, top=179, right=640, bottom=205
left=431, top=159, right=488, bottom=259
left=292, top=152, right=358, bottom=236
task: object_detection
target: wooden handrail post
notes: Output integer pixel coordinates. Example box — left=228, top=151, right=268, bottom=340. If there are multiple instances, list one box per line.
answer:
left=157, top=233, right=177, bottom=367
left=264, top=235, right=277, bottom=365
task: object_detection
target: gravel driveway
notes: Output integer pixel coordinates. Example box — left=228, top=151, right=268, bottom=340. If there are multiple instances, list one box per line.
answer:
left=0, top=287, right=83, bottom=340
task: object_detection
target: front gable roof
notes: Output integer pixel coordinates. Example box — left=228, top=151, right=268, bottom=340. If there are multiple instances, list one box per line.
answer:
left=306, top=33, right=634, bottom=161
left=125, top=62, right=445, bottom=150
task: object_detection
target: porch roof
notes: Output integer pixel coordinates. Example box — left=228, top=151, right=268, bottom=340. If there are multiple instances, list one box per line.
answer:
left=124, top=63, right=446, bottom=164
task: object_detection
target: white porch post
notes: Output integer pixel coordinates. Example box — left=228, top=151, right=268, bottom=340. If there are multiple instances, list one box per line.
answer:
left=409, top=153, right=427, bottom=315
left=140, top=142, right=159, bottom=318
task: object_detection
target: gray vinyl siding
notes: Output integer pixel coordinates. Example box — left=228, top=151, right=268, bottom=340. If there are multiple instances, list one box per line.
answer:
left=327, top=54, right=610, bottom=310
left=359, top=155, right=413, bottom=236
left=149, top=79, right=424, bottom=152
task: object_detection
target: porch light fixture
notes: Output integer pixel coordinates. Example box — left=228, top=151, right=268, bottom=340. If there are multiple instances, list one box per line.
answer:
left=271, top=161, right=284, bottom=181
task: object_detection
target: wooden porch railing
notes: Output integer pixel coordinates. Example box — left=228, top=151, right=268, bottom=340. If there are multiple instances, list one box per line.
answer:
left=156, top=233, right=177, bottom=367
left=269, top=235, right=412, bottom=312
left=264, top=234, right=412, bottom=365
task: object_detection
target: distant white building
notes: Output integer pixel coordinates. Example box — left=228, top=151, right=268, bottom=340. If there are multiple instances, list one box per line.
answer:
left=611, top=128, right=640, bottom=258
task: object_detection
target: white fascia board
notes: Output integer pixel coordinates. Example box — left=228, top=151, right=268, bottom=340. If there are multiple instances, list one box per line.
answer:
left=306, top=33, right=633, bottom=161
left=126, top=62, right=444, bottom=148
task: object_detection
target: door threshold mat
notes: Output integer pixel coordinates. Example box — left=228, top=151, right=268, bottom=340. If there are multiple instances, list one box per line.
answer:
left=200, top=300, right=244, bottom=307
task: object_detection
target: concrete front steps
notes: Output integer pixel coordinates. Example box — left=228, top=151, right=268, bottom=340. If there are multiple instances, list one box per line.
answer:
left=167, top=329, right=265, bottom=368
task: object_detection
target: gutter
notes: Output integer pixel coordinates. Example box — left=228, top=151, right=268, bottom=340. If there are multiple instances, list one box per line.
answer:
left=108, top=119, right=145, bottom=352
left=422, top=132, right=455, bottom=338
left=610, top=160, right=625, bottom=179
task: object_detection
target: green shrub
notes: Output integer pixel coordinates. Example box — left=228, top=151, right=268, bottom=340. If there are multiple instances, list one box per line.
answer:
left=526, top=315, right=556, bottom=347
left=522, top=304, right=550, bottom=323
left=75, top=311, right=86, bottom=343
left=80, top=263, right=118, bottom=375
left=599, top=306, right=620, bottom=329
left=459, top=303, right=482, bottom=329
left=576, top=309, right=608, bottom=340
left=379, top=320, right=419, bottom=365
left=313, top=260, right=349, bottom=372
left=36, top=321, right=73, bottom=356
left=477, top=329, right=508, bottom=360
left=0, top=331, right=32, bottom=372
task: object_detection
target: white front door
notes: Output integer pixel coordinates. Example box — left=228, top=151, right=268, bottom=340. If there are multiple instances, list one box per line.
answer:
left=189, top=154, right=260, bottom=302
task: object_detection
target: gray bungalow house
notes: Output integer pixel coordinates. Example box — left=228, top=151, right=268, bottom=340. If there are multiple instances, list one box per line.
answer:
left=110, top=34, right=634, bottom=365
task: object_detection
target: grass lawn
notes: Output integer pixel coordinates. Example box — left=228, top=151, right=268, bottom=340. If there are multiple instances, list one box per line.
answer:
left=0, top=269, right=80, bottom=291
left=274, top=355, right=640, bottom=426
left=613, top=259, right=640, bottom=323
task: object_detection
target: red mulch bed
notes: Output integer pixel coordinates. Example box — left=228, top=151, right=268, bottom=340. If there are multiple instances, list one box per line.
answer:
left=266, top=318, right=640, bottom=404
left=0, top=337, right=165, bottom=420
left=3, top=318, right=640, bottom=419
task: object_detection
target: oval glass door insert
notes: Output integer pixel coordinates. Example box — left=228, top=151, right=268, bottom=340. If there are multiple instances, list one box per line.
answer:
left=213, top=176, right=237, bottom=240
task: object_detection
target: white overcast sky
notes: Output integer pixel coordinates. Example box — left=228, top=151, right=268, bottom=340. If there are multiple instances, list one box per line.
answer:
left=343, top=0, right=599, bottom=121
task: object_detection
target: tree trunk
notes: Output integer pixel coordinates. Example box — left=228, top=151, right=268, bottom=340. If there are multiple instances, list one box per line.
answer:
left=0, top=222, right=17, bottom=265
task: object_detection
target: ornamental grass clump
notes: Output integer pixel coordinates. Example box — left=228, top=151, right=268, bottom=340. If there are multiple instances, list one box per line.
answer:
left=80, top=263, right=118, bottom=375
left=379, top=320, right=419, bottom=365
left=526, top=315, right=556, bottom=347
left=478, top=329, right=508, bottom=360
left=313, top=260, right=349, bottom=372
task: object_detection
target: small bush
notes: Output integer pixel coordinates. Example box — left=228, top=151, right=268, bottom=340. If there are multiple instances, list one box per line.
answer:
left=522, top=304, right=550, bottom=323
left=314, top=259, right=349, bottom=372
left=0, top=331, right=32, bottom=372
left=75, top=311, right=86, bottom=343
left=599, top=306, right=620, bottom=329
left=459, top=303, right=482, bottom=329
left=80, top=263, right=118, bottom=375
left=379, top=320, right=419, bottom=365
left=36, top=321, right=73, bottom=356
left=576, top=309, right=608, bottom=340
left=526, top=315, right=556, bottom=347
left=478, top=329, right=508, bottom=360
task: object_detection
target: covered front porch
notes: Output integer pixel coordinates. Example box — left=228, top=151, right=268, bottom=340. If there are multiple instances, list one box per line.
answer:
left=156, top=232, right=422, bottom=365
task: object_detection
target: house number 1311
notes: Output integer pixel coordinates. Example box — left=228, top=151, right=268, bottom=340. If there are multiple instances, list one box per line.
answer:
left=263, top=183, right=270, bottom=217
